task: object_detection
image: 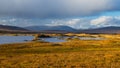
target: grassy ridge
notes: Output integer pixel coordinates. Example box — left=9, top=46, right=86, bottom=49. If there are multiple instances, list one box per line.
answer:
left=1, top=35, right=120, bottom=68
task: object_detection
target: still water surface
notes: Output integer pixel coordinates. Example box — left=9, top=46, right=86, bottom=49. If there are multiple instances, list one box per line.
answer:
left=0, top=36, right=104, bottom=44
left=0, top=36, right=65, bottom=44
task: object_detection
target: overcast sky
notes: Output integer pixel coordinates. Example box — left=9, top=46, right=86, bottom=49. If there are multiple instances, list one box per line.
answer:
left=0, top=0, right=120, bottom=29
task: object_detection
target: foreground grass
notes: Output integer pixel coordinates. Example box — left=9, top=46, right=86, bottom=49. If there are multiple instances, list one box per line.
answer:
left=1, top=37, right=120, bottom=68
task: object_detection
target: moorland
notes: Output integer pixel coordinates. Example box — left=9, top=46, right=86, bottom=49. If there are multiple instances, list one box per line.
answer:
left=0, top=34, right=120, bottom=68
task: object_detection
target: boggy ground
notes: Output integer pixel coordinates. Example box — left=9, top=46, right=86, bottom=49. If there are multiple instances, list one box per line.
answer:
left=1, top=34, right=120, bottom=68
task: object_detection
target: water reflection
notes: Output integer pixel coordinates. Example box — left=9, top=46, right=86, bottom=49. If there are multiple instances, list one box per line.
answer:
left=41, top=37, right=65, bottom=43
left=0, top=36, right=104, bottom=44
left=0, top=36, right=33, bottom=44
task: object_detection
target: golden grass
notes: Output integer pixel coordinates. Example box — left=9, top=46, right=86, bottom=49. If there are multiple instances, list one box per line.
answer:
left=1, top=34, right=120, bottom=68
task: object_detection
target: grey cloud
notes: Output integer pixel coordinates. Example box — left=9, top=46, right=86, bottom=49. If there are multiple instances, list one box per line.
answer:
left=0, top=0, right=119, bottom=18
left=46, top=16, right=120, bottom=29
left=1, top=16, right=120, bottom=29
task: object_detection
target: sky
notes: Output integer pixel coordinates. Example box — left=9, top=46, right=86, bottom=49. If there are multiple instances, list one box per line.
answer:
left=0, top=0, right=120, bottom=29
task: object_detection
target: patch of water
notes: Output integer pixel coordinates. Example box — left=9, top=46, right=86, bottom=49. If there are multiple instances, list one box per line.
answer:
left=0, top=36, right=33, bottom=44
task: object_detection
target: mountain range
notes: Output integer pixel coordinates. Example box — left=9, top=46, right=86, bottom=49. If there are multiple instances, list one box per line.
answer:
left=0, top=25, right=28, bottom=31
left=78, top=26, right=120, bottom=34
left=0, top=25, right=120, bottom=34
left=24, top=25, right=76, bottom=32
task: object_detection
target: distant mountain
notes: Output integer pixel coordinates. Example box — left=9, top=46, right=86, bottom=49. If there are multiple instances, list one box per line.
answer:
left=0, top=25, right=28, bottom=32
left=25, top=25, right=77, bottom=32
left=1, top=25, right=120, bottom=34
left=78, top=26, right=120, bottom=34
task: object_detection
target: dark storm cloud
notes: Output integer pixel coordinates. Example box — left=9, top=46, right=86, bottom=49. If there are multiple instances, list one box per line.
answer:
left=0, top=0, right=119, bottom=18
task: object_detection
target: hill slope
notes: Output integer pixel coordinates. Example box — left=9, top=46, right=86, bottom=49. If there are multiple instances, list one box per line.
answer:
left=25, top=25, right=76, bottom=32
left=0, top=25, right=28, bottom=31
left=78, top=26, right=120, bottom=34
